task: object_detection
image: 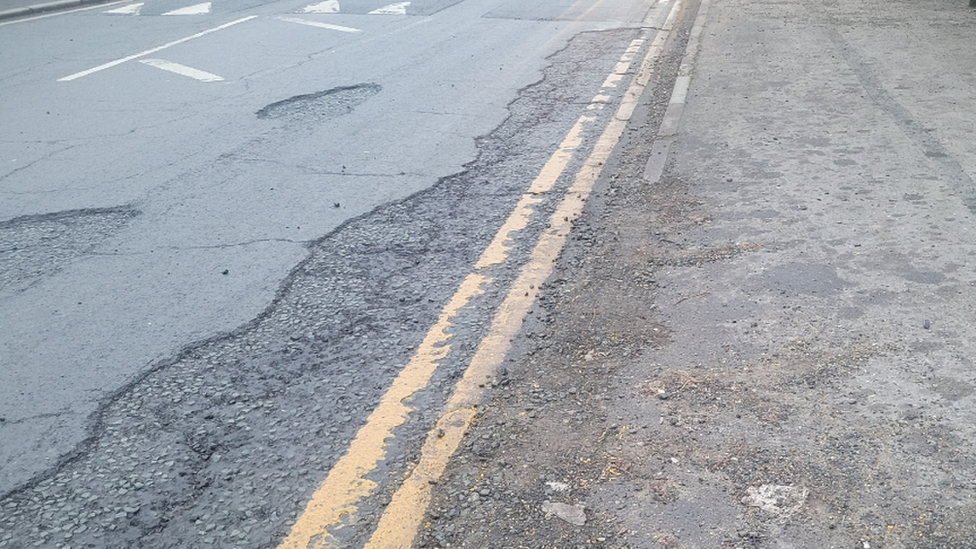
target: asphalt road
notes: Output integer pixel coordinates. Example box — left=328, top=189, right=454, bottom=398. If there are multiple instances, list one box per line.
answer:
left=0, top=0, right=671, bottom=547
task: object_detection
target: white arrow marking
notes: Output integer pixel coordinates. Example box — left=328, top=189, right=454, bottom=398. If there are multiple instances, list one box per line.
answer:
left=368, top=1, right=409, bottom=15
left=276, top=16, right=362, bottom=32
left=140, top=59, right=224, bottom=81
left=162, top=2, right=211, bottom=15
left=301, top=0, right=339, bottom=13
left=104, top=2, right=143, bottom=14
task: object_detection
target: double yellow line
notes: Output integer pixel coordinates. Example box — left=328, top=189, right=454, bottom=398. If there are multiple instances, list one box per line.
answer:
left=279, top=3, right=683, bottom=547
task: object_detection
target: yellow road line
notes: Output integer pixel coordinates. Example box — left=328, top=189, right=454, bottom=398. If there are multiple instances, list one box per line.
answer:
left=277, top=274, right=487, bottom=549
left=278, top=2, right=683, bottom=546
left=363, top=7, right=683, bottom=549
left=475, top=115, right=593, bottom=270
left=277, top=65, right=595, bottom=549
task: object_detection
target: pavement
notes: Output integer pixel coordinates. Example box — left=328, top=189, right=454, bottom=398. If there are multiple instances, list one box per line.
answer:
left=411, top=0, right=976, bottom=547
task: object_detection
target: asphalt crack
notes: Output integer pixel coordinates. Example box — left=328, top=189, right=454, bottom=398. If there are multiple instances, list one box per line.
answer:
left=0, top=26, right=647, bottom=549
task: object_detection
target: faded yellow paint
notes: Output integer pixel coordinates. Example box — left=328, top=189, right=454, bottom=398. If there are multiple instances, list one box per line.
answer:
left=361, top=164, right=604, bottom=548
left=276, top=273, right=488, bottom=549
left=280, top=5, right=680, bottom=546
left=364, top=235, right=569, bottom=547
left=361, top=15, right=677, bottom=547
left=363, top=407, right=477, bottom=549
left=472, top=193, right=542, bottom=270
left=278, top=110, right=595, bottom=549
left=474, top=115, right=593, bottom=270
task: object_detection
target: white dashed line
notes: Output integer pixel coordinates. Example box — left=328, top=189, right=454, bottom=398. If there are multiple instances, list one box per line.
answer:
left=140, top=59, right=224, bottom=81
left=58, top=16, right=256, bottom=81
left=276, top=16, right=362, bottom=32
left=104, top=2, right=143, bottom=14
left=301, top=0, right=339, bottom=13
left=368, top=1, right=409, bottom=14
left=162, top=2, right=211, bottom=15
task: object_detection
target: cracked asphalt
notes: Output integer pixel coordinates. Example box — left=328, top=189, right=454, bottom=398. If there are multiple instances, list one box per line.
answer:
left=6, top=0, right=976, bottom=547
left=0, top=0, right=653, bottom=495
left=1, top=0, right=666, bottom=546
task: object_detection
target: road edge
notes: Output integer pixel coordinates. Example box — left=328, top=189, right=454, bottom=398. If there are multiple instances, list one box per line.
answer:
left=0, top=0, right=114, bottom=22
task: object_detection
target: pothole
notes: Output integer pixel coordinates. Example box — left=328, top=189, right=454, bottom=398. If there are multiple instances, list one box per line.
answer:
left=256, top=83, right=382, bottom=122
left=0, top=206, right=140, bottom=293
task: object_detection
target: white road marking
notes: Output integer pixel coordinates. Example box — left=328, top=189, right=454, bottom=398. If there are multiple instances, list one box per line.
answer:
left=301, top=0, right=339, bottom=13
left=58, top=16, right=256, bottom=81
left=139, top=58, right=224, bottom=81
left=276, top=16, right=362, bottom=32
left=368, top=1, right=409, bottom=15
left=104, top=2, right=143, bottom=14
left=162, top=2, right=211, bottom=15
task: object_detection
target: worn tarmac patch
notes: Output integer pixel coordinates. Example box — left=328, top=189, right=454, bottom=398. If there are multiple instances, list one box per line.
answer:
left=0, top=206, right=139, bottom=294
left=256, top=83, right=382, bottom=121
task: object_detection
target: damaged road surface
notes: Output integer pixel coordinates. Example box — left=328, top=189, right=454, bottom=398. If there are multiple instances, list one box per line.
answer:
left=1, top=0, right=693, bottom=547
left=6, top=0, right=973, bottom=546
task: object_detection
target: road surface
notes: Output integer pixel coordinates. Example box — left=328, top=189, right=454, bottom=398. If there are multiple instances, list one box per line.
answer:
left=12, top=0, right=974, bottom=546
left=0, top=0, right=682, bottom=547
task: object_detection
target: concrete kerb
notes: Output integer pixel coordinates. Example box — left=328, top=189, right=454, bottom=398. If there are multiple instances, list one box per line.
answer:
left=0, top=0, right=114, bottom=21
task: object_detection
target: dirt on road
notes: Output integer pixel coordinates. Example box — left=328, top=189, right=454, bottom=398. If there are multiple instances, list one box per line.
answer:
left=413, top=0, right=976, bottom=547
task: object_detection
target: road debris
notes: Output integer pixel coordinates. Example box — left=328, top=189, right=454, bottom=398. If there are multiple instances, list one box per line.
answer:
left=740, top=485, right=809, bottom=520
left=542, top=501, right=586, bottom=526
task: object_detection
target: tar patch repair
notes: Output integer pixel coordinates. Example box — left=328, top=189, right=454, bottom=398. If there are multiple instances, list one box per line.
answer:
left=0, top=206, right=140, bottom=294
